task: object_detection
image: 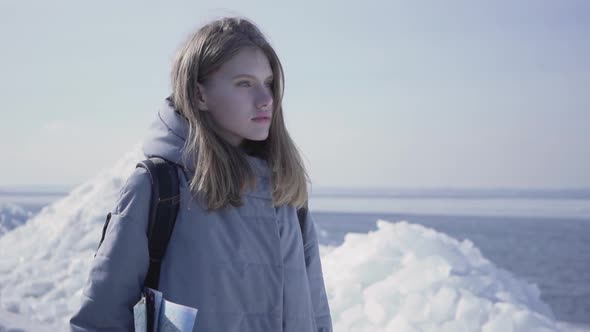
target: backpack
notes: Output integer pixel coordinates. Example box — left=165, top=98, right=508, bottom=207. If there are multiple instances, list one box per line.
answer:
left=96, top=157, right=309, bottom=291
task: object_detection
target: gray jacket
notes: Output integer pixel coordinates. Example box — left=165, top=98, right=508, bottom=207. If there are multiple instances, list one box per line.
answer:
left=69, top=100, right=332, bottom=331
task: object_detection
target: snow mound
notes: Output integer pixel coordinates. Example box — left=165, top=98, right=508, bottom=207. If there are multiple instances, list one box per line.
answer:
left=322, top=220, right=561, bottom=332
left=0, top=144, right=144, bottom=327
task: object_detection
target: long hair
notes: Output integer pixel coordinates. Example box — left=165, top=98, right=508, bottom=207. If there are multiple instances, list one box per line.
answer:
left=170, top=16, right=310, bottom=211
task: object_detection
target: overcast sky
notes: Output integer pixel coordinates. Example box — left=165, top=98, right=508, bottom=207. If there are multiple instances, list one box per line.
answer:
left=1, top=0, right=589, bottom=189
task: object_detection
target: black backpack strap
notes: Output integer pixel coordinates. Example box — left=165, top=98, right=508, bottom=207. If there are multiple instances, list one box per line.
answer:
left=136, top=157, right=180, bottom=291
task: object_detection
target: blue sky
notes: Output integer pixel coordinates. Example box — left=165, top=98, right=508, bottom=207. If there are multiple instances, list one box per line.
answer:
left=1, top=0, right=589, bottom=189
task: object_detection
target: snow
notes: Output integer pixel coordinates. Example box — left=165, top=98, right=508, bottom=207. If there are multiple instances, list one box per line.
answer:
left=0, top=203, right=34, bottom=237
left=0, top=144, right=144, bottom=329
left=0, top=145, right=589, bottom=331
left=322, top=221, right=563, bottom=331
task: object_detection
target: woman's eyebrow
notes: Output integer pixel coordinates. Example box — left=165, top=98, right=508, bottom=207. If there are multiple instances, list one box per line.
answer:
left=232, top=74, right=273, bottom=80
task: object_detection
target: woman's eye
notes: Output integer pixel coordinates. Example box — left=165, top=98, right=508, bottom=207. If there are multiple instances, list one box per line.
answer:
left=236, top=80, right=272, bottom=88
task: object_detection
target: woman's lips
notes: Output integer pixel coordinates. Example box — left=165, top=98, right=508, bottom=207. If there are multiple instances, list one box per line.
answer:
left=252, top=117, right=271, bottom=123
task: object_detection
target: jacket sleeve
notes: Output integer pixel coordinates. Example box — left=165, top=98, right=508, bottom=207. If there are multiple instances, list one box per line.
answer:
left=302, top=208, right=333, bottom=332
left=69, top=168, right=152, bottom=331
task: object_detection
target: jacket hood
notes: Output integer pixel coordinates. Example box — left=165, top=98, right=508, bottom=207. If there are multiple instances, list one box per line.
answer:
left=142, top=98, right=190, bottom=169
left=142, top=98, right=271, bottom=179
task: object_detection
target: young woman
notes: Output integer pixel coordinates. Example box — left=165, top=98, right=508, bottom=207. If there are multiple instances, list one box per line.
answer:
left=70, top=16, right=333, bottom=332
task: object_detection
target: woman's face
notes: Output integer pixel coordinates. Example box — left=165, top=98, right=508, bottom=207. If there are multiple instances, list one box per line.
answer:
left=197, top=47, right=274, bottom=147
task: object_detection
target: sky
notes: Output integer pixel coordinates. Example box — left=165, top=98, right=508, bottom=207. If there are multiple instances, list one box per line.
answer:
left=1, top=0, right=589, bottom=189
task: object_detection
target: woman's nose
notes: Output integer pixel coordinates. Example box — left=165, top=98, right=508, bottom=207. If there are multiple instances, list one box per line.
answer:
left=256, top=88, right=273, bottom=111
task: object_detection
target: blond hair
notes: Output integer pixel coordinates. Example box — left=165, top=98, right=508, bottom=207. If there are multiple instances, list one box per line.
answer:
left=170, top=16, right=310, bottom=211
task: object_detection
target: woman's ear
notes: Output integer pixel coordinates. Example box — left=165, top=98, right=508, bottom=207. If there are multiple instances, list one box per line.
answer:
left=196, top=82, right=209, bottom=111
